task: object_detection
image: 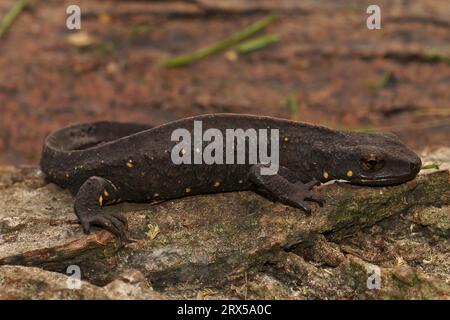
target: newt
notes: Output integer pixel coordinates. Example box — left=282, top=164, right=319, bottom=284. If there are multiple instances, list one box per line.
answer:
left=40, top=114, right=422, bottom=240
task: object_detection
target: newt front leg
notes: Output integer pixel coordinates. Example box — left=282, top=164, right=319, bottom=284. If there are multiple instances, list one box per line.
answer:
left=248, top=164, right=324, bottom=213
left=74, top=176, right=128, bottom=240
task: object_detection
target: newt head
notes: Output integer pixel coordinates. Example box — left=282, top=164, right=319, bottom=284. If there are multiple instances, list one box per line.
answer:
left=312, top=132, right=422, bottom=186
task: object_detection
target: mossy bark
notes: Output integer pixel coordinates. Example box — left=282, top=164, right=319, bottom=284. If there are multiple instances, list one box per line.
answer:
left=0, top=164, right=449, bottom=299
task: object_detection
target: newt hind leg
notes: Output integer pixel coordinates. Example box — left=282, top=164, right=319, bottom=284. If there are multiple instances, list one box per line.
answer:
left=74, top=176, right=128, bottom=240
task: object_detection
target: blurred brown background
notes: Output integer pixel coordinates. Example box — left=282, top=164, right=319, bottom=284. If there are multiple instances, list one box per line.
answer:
left=0, top=0, right=449, bottom=165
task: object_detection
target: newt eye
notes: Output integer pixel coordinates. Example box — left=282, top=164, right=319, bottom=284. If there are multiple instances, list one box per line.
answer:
left=361, top=154, right=385, bottom=172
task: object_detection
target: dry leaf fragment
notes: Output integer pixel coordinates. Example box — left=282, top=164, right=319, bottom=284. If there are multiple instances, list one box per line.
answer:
left=196, top=288, right=216, bottom=300
left=147, top=224, right=160, bottom=239
left=67, top=31, right=95, bottom=48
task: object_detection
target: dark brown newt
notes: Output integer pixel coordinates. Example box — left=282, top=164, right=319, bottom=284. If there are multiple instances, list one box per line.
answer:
left=40, top=114, right=422, bottom=240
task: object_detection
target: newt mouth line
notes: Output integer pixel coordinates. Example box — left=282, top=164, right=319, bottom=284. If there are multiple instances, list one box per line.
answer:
left=352, top=175, right=415, bottom=185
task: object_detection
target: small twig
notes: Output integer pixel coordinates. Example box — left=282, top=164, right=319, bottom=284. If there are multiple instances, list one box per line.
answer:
left=244, top=272, right=248, bottom=300
left=424, top=50, right=450, bottom=64
left=161, top=13, right=278, bottom=68
left=0, top=0, right=29, bottom=40
left=411, top=108, right=450, bottom=118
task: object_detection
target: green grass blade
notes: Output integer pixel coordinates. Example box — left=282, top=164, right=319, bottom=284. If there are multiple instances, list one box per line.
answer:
left=235, top=33, right=279, bottom=53
left=161, top=14, right=278, bottom=68
left=0, top=0, right=29, bottom=40
left=421, top=163, right=441, bottom=170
